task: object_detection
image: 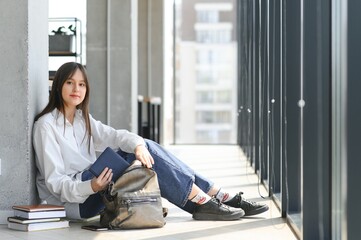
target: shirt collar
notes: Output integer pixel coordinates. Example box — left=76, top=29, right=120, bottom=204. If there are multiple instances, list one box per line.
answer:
left=51, top=108, right=83, bottom=126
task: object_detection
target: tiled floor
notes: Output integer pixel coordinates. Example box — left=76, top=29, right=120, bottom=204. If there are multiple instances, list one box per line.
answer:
left=0, top=145, right=297, bottom=240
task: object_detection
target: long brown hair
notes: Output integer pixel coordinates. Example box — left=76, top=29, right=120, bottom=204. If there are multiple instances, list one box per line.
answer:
left=35, top=62, right=92, bottom=149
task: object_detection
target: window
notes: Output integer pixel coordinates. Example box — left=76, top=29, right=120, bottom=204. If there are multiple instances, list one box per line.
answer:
left=197, top=10, right=219, bottom=23
left=216, top=90, right=231, bottom=103
left=196, top=29, right=231, bottom=43
left=196, top=110, right=231, bottom=123
left=197, top=49, right=217, bottom=65
left=174, top=0, right=237, bottom=144
left=196, top=69, right=217, bottom=84
left=196, top=111, right=213, bottom=123
left=215, top=111, right=231, bottom=123
left=196, top=91, right=214, bottom=103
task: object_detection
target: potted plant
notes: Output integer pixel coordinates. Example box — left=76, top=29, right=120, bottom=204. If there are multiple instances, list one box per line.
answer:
left=49, top=25, right=76, bottom=53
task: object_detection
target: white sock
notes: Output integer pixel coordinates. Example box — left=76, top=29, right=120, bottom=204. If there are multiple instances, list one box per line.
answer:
left=190, top=191, right=211, bottom=205
left=215, top=189, right=234, bottom=202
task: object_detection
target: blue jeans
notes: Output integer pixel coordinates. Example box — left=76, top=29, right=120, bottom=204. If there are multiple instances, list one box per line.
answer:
left=80, top=139, right=213, bottom=218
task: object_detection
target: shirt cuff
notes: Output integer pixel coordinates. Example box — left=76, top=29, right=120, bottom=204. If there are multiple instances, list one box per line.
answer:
left=134, top=139, right=146, bottom=149
left=78, top=180, right=96, bottom=196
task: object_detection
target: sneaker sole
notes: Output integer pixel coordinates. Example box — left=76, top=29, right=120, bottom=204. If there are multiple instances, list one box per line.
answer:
left=244, top=205, right=269, bottom=216
left=193, top=210, right=245, bottom=221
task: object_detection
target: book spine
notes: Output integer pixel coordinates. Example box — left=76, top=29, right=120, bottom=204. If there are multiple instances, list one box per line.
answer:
left=88, top=168, right=98, bottom=177
left=14, top=210, right=66, bottom=219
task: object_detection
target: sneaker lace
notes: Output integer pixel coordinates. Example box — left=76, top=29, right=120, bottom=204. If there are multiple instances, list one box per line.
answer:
left=214, top=197, right=230, bottom=210
left=238, top=192, right=258, bottom=209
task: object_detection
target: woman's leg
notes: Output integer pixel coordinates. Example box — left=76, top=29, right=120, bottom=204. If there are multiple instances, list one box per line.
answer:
left=79, top=170, right=105, bottom=218
left=117, top=139, right=214, bottom=213
left=120, top=140, right=267, bottom=217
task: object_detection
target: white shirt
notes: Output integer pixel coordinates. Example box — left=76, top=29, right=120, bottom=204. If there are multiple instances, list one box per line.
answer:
left=32, top=109, right=145, bottom=219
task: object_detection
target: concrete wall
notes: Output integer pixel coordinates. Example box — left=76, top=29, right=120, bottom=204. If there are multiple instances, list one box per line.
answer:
left=0, top=0, right=48, bottom=223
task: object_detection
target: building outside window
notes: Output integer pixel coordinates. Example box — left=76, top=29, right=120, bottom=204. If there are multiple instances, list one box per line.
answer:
left=197, top=10, right=219, bottom=23
left=196, top=91, right=214, bottom=103
left=175, top=0, right=237, bottom=144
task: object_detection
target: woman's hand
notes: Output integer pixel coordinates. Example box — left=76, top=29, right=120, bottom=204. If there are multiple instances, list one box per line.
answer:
left=134, top=145, right=154, bottom=168
left=90, top=167, right=113, bottom=192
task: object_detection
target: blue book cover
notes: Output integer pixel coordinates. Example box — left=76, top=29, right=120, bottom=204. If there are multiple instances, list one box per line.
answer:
left=89, top=147, right=130, bottom=182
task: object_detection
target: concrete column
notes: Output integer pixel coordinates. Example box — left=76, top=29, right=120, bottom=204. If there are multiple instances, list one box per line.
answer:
left=87, top=0, right=165, bottom=136
left=138, top=0, right=165, bottom=142
left=138, top=0, right=165, bottom=98
left=148, top=0, right=164, bottom=98
left=87, top=0, right=138, bottom=131
left=138, top=0, right=164, bottom=100
left=87, top=0, right=108, bottom=125
left=0, top=0, right=48, bottom=223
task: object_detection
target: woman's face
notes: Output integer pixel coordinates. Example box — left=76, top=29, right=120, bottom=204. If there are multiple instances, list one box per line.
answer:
left=61, top=69, right=87, bottom=110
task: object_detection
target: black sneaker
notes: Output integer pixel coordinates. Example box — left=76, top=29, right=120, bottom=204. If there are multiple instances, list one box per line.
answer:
left=193, top=198, right=245, bottom=221
left=224, top=192, right=269, bottom=216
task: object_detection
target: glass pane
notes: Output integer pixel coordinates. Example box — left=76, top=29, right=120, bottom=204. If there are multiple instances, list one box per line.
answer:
left=174, top=0, right=238, bottom=144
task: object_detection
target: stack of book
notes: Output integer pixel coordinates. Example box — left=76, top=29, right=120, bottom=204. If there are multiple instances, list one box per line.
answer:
left=7, top=204, right=69, bottom=232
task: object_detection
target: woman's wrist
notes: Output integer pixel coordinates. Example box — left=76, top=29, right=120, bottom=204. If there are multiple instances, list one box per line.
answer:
left=134, top=144, right=146, bottom=153
left=90, top=178, right=99, bottom=192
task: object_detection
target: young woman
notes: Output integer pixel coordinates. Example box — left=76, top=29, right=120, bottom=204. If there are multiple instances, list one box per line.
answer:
left=33, top=62, right=268, bottom=221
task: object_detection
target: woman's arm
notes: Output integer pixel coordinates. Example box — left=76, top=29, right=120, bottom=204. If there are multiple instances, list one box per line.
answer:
left=33, top=123, right=95, bottom=203
left=134, top=144, right=154, bottom=168
left=90, top=114, right=146, bottom=153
